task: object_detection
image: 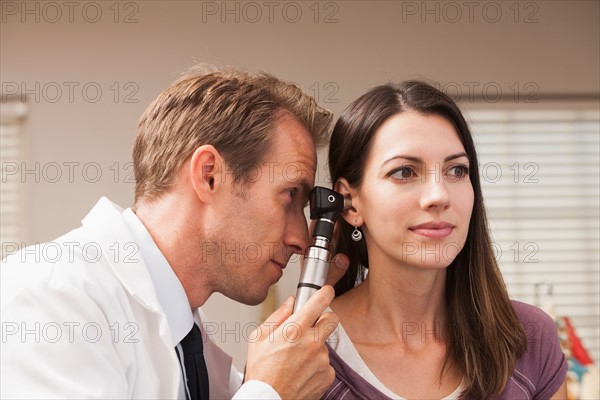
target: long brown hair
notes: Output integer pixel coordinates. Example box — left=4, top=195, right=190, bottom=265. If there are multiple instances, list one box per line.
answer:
left=328, top=81, right=527, bottom=398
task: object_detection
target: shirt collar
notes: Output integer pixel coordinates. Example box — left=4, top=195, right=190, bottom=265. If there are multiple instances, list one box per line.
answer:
left=122, top=208, right=194, bottom=346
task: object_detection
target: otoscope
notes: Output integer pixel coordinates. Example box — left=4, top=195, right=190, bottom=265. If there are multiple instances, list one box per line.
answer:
left=293, top=186, right=351, bottom=313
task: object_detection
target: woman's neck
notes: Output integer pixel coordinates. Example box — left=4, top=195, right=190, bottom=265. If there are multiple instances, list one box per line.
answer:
left=333, top=256, right=449, bottom=345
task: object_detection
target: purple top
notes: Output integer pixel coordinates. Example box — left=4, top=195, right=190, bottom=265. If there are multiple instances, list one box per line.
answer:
left=323, top=301, right=567, bottom=399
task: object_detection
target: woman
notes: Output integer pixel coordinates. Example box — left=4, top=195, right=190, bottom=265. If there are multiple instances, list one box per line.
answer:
left=324, top=81, right=567, bottom=399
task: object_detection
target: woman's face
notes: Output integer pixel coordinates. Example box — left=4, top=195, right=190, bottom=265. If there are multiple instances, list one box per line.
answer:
left=352, top=111, right=474, bottom=270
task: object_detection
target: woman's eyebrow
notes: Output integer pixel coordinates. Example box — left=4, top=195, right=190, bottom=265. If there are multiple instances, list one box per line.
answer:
left=381, top=155, right=422, bottom=168
left=382, top=152, right=468, bottom=167
left=445, top=152, right=469, bottom=162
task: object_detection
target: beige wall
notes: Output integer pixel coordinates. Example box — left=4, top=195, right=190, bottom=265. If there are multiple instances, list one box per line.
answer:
left=1, top=0, right=598, bottom=368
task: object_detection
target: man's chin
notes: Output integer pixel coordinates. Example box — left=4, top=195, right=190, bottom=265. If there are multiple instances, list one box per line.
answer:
left=231, top=289, right=270, bottom=306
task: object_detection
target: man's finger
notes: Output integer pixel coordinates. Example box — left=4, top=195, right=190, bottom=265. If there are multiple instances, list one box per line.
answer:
left=286, top=286, right=334, bottom=327
left=256, top=296, right=294, bottom=341
left=324, top=253, right=349, bottom=287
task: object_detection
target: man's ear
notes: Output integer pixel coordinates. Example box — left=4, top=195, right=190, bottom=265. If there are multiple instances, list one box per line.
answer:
left=334, top=178, right=363, bottom=227
left=190, top=145, right=225, bottom=203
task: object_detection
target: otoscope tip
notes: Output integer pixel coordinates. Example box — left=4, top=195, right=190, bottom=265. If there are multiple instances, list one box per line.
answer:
left=343, top=198, right=353, bottom=210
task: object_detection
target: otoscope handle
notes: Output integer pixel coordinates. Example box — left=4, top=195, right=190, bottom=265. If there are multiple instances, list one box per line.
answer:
left=292, top=244, right=331, bottom=313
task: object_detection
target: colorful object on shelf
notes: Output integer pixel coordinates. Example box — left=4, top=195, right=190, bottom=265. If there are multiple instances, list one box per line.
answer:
left=564, top=317, right=594, bottom=366
left=534, top=282, right=598, bottom=399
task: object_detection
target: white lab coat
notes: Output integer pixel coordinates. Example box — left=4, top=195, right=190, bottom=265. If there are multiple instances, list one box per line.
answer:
left=0, top=198, right=262, bottom=399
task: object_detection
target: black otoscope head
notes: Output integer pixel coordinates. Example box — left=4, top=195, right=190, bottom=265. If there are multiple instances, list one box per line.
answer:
left=309, top=187, right=349, bottom=241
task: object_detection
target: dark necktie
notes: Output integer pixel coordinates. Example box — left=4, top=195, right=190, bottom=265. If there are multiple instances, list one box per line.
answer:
left=180, top=324, right=210, bottom=400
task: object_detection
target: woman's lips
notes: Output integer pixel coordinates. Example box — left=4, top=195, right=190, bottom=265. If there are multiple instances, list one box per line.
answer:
left=409, top=222, right=454, bottom=239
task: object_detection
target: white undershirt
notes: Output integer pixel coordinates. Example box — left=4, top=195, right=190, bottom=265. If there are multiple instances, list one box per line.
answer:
left=327, top=316, right=465, bottom=400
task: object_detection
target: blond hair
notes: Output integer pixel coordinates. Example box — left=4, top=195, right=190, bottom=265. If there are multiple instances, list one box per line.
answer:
left=133, top=66, right=332, bottom=203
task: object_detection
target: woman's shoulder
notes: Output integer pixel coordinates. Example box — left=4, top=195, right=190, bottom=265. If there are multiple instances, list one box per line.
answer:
left=510, top=300, right=561, bottom=345
left=511, top=300, right=554, bottom=325
left=510, top=300, right=561, bottom=358
left=501, top=300, right=567, bottom=399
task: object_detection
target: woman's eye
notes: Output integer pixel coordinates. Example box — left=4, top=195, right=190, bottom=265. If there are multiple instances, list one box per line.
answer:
left=448, top=165, right=470, bottom=178
left=390, top=166, right=416, bottom=180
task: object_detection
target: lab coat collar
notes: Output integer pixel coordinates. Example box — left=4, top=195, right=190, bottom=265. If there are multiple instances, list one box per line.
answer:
left=80, top=197, right=164, bottom=317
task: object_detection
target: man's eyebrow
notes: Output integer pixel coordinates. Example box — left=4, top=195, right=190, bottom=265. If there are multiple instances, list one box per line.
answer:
left=299, top=180, right=312, bottom=197
left=382, top=152, right=469, bottom=167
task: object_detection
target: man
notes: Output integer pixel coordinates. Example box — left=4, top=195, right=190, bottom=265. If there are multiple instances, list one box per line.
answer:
left=1, top=68, right=348, bottom=399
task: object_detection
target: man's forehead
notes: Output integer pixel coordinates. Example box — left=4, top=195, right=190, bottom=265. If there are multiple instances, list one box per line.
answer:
left=264, top=158, right=315, bottom=186
left=268, top=117, right=318, bottom=179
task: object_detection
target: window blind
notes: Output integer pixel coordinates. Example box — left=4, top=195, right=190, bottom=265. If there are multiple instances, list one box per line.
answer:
left=468, top=110, right=600, bottom=363
left=0, top=100, right=28, bottom=260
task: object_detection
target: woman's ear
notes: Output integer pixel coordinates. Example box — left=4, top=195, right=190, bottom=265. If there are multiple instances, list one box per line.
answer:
left=190, top=145, right=225, bottom=203
left=335, top=178, right=364, bottom=227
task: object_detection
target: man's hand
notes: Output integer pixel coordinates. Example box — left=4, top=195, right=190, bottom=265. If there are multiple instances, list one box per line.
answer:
left=244, top=286, right=339, bottom=399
